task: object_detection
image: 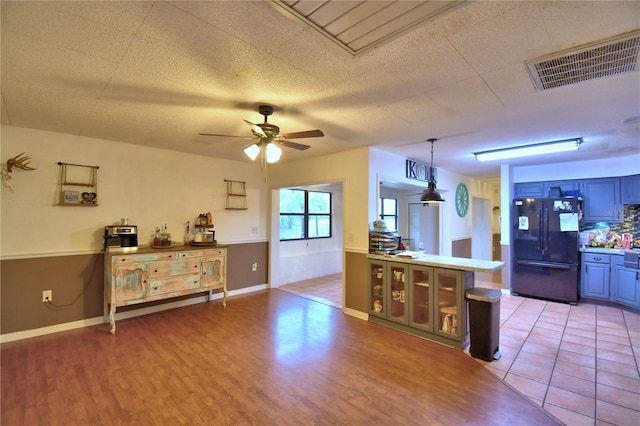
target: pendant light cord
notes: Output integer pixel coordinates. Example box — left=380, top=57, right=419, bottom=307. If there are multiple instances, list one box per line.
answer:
left=428, top=138, right=437, bottom=181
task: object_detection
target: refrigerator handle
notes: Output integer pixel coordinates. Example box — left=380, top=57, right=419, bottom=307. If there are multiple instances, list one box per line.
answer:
left=544, top=207, right=549, bottom=252
left=537, top=208, right=543, bottom=251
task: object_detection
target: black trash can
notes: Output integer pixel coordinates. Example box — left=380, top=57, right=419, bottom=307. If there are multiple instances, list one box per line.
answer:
left=465, top=288, right=502, bottom=362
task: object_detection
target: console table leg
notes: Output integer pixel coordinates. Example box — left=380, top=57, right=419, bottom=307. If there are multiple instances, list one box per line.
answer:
left=109, top=305, right=116, bottom=334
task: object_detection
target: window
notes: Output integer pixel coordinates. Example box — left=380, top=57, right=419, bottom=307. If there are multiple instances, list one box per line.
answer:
left=280, top=189, right=332, bottom=240
left=379, top=197, right=398, bottom=232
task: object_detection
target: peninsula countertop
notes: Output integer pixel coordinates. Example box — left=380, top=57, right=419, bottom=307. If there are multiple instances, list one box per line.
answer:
left=367, top=252, right=504, bottom=273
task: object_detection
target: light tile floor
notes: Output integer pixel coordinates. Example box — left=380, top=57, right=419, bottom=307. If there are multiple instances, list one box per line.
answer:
left=282, top=275, right=640, bottom=426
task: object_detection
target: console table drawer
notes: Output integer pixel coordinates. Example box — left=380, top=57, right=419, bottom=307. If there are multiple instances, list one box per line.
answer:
left=148, top=273, right=201, bottom=296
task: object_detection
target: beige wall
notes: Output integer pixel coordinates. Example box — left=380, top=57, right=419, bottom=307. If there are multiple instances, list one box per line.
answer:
left=1, top=125, right=270, bottom=336
left=268, top=147, right=370, bottom=311
left=0, top=125, right=268, bottom=256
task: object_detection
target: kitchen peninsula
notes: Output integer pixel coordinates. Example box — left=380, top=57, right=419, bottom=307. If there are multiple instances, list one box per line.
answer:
left=367, top=253, right=504, bottom=348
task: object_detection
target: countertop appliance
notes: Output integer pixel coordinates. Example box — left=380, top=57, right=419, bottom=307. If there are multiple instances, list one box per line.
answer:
left=104, top=225, right=138, bottom=249
left=512, top=197, right=580, bottom=304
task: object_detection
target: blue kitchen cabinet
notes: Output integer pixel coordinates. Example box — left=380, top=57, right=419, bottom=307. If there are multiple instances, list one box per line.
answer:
left=581, top=253, right=610, bottom=300
left=514, top=180, right=581, bottom=198
left=514, top=182, right=544, bottom=197
left=582, top=178, right=622, bottom=223
left=544, top=180, right=582, bottom=197
left=622, top=174, right=640, bottom=204
left=611, top=255, right=640, bottom=308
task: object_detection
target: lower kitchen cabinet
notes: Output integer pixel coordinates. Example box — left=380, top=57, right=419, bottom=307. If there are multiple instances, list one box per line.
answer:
left=368, top=259, right=387, bottom=319
left=581, top=253, right=610, bottom=300
left=611, top=256, right=640, bottom=308
left=368, top=259, right=472, bottom=348
left=388, top=262, right=409, bottom=325
left=581, top=251, right=640, bottom=308
left=409, top=265, right=433, bottom=332
left=105, top=246, right=227, bottom=334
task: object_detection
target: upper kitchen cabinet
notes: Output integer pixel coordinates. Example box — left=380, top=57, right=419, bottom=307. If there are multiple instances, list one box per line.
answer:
left=544, top=180, right=582, bottom=197
left=514, top=182, right=544, bottom=198
left=622, top=174, right=640, bottom=204
left=514, top=180, right=581, bottom=198
left=582, top=178, right=622, bottom=223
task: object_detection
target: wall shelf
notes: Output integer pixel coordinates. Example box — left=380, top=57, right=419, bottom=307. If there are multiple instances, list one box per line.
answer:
left=225, top=180, right=247, bottom=210
left=57, top=162, right=99, bottom=206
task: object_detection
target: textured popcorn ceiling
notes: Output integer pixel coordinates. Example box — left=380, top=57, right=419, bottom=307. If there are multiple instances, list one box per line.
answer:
left=1, top=1, right=639, bottom=179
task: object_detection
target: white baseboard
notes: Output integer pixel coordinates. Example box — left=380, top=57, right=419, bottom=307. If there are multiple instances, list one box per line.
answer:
left=343, top=307, right=368, bottom=321
left=1, top=284, right=268, bottom=343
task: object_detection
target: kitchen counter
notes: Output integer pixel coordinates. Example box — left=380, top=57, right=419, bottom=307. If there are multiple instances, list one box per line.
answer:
left=367, top=253, right=504, bottom=273
left=580, top=247, right=639, bottom=255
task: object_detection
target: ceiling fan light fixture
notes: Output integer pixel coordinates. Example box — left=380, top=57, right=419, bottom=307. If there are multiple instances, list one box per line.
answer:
left=243, top=144, right=260, bottom=161
left=420, top=138, right=445, bottom=204
left=266, top=143, right=282, bottom=163
left=474, top=138, right=582, bottom=162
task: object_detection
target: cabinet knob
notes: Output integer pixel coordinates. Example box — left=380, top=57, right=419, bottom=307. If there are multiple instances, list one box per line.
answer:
left=594, top=257, right=601, bottom=261
left=154, top=269, right=158, bottom=273
left=168, top=255, right=173, bottom=258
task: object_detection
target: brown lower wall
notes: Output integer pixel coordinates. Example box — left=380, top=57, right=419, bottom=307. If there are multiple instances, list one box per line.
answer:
left=0, top=242, right=268, bottom=335
left=345, top=251, right=368, bottom=313
left=452, top=238, right=471, bottom=258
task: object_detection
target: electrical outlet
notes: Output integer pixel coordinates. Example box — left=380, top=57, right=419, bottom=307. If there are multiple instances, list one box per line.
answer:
left=42, top=290, right=52, bottom=303
left=251, top=262, right=257, bottom=272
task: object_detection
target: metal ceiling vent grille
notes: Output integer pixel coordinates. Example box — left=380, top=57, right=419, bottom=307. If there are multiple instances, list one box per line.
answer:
left=526, top=30, right=640, bottom=91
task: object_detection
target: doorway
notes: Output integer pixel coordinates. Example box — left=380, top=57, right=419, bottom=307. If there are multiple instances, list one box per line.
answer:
left=271, top=182, right=344, bottom=308
left=409, top=203, right=440, bottom=254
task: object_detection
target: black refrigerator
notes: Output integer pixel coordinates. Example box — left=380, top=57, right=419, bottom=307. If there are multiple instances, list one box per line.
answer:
left=512, top=197, right=580, bottom=304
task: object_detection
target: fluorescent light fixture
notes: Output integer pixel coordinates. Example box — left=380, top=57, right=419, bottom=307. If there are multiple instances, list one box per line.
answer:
left=474, top=138, right=582, bottom=162
left=266, top=143, right=282, bottom=163
left=243, top=144, right=260, bottom=161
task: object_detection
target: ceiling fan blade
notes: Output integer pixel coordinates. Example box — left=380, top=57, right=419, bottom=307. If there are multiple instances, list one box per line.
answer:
left=277, top=139, right=311, bottom=151
left=244, top=119, right=266, bottom=138
left=281, top=129, right=324, bottom=139
left=199, top=133, right=254, bottom=139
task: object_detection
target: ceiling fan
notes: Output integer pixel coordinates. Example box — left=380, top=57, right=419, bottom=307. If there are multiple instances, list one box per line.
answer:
left=200, top=105, right=324, bottom=163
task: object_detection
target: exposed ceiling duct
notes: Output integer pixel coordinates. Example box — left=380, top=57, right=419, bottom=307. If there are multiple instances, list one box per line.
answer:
left=526, top=30, right=640, bottom=91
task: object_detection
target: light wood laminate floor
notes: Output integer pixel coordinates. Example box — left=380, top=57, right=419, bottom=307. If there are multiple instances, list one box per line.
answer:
left=284, top=274, right=640, bottom=425
left=2, top=289, right=560, bottom=425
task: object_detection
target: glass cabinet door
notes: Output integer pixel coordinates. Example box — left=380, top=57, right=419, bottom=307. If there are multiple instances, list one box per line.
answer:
left=409, top=265, right=433, bottom=332
left=387, top=263, right=409, bottom=324
left=434, top=268, right=461, bottom=339
left=368, top=260, right=386, bottom=318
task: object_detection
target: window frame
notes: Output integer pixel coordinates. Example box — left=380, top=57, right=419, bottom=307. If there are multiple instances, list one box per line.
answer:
left=379, top=197, right=398, bottom=232
left=280, top=189, right=332, bottom=241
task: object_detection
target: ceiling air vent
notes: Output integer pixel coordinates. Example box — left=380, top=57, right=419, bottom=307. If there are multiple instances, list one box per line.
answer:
left=526, top=30, right=640, bottom=91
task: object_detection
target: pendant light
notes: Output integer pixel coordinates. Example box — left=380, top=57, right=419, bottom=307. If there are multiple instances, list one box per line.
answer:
left=420, top=138, right=445, bottom=204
